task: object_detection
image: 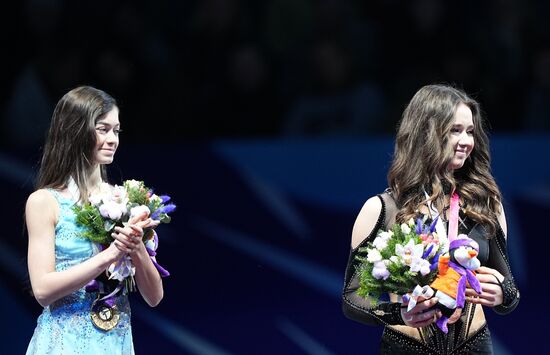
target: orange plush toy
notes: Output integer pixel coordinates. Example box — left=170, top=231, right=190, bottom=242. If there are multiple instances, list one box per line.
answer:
left=409, top=234, right=482, bottom=333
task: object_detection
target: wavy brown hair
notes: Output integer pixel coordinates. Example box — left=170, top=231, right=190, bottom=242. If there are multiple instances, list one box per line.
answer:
left=388, top=84, right=501, bottom=236
left=36, top=86, right=117, bottom=202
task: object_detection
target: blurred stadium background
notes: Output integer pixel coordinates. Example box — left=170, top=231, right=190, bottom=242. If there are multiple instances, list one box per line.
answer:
left=1, top=1, right=549, bottom=354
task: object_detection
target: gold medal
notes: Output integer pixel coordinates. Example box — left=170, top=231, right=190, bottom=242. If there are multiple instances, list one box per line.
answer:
left=90, top=296, right=120, bottom=331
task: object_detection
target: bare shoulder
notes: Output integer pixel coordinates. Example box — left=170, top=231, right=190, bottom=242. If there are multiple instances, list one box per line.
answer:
left=26, top=189, right=58, bottom=224
left=26, top=189, right=57, bottom=209
left=351, top=196, right=383, bottom=249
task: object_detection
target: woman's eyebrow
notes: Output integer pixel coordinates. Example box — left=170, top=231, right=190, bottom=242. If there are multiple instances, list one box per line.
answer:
left=95, top=121, right=120, bottom=127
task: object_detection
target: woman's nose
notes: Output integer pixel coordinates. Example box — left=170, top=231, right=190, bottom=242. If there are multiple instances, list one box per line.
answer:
left=106, top=130, right=118, bottom=143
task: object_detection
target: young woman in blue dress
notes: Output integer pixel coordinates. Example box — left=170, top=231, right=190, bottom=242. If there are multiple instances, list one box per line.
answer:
left=25, top=86, right=164, bottom=354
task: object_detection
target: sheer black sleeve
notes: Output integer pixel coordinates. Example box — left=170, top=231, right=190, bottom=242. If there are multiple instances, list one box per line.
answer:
left=342, top=193, right=406, bottom=326
left=486, top=227, right=520, bottom=315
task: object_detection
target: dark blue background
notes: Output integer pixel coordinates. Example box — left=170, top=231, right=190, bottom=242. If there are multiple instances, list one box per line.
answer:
left=1, top=137, right=547, bottom=354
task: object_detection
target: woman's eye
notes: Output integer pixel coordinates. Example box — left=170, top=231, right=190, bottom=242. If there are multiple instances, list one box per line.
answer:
left=96, top=127, right=108, bottom=134
left=114, top=129, right=122, bottom=135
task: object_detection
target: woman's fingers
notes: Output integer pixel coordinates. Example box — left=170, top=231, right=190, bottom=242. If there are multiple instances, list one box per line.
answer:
left=134, top=218, right=160, bottom=230
left=402, top=297, right=439, bottom=327
left=476, top=266, right=504, bottom=282
left=128, top=211, right=149, bottom=225
left=466, top=282, right=503, bottom=306
left=113, top=239, right=132, bottom=253
left=412, top=310, right=437, bottom=327
left=416, top=297, right=439, bottom=312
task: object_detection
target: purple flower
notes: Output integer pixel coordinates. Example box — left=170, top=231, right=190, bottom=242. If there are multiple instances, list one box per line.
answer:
left=151, top=203, right=176, bottom=219
left=422, top=244, right=434, bottom=259
left=430, top=253, right=440, bottom=271
left=430, top=215, right=439, bottom=233
left=415, top=218, right=423, bottom=234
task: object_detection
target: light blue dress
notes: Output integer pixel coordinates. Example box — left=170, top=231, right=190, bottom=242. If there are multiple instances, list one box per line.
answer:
left=26, top=190, right=134, bottom=354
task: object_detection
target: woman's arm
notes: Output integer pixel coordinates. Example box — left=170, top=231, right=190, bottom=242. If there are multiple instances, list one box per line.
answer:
left=342, top=196, right=406, bottom=326
left=130, top=243, right=164, bottom=307
left=26, top=190, right=126, bottom=307
left=112, top=216, right=164, bottom=307
left=465, top=203, right=520, bottom=313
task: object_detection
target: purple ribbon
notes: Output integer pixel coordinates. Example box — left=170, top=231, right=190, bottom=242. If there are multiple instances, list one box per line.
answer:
left=85, top=278, right=122, bottom=307
left=449, top=261, right=482, bottom=308
left=146, top=246, right=170, bottom=277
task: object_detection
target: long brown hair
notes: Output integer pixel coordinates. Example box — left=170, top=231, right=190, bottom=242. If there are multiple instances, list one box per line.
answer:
left=388, top=84, right=501, bottom=236
left=36, top=86, right=117, bottom=202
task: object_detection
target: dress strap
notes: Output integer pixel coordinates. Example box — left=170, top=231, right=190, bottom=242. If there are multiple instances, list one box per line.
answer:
left=45, top=188, right=61, bottom=200
left=45, top=188, right=75, bottom=206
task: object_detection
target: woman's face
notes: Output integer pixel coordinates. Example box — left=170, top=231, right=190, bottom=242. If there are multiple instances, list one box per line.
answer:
left=94, top=107, right=120, bottom=165
left=447, top=103, right=474, bottom=170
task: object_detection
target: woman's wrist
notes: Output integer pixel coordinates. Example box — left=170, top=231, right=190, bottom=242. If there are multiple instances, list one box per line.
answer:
left=494, top=276, right=520, bottom=314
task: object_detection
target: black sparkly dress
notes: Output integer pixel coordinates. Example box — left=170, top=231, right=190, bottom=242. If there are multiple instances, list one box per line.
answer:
left=342, top=191, right=520, bottom=354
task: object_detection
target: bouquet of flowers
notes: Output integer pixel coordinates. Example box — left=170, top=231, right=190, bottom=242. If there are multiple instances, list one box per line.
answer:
left=72, top=179, right=174, bottom=330
left=356, top=217, right=444, bottom=302
left=74, top=180, right=174, bottom=245
left=74, top=179, right=174, bottom=284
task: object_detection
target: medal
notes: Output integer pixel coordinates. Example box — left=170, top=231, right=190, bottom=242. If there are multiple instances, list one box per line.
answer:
left=90, top=296, right=120, bottom=331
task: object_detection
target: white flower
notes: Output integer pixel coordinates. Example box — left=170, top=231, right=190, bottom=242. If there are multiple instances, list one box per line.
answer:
left=150, top=194, right=162, bottom=204
left=125, top=179, right=141, bottom=189
left=111, top=185, right=129, bottom=205
left=130, top=205, right=151, bottom=218
left=372, top=236, right=388, bottom=250
left=366, top=248, right=383, bottom=263
left=108, top=255, right=135, bottom=281
left=89, top=182, right=113, bottom=206
left=389, top=255, right=400, bottom=265
left=89, top=193, right=102, bottom=206
left=408, top=218, right=416, bottom=227
left=395, top=239, right=424, bottom=266
left=401, top=223, right=411, bottom=234
left=372, top=261, right=390, bottom=280
left=410, top=258, right=431, bottom=276
left=99, top=201, right=126, bottom=220
left=378, top=230, right=393, bottom=240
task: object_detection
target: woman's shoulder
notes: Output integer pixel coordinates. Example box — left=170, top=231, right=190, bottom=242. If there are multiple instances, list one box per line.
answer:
left=351, top=193, right=390, bottom=248
left=27, top=189, right=57, bottom=206
left=26, top=189, right=59, bottom=223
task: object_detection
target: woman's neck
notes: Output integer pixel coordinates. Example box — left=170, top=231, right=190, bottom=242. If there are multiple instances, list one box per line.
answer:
left=88, top=165, right=103, bottom=191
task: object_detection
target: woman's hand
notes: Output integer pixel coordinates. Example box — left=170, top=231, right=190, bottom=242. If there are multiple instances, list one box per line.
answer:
left=401, top=297, right=440, bottom=328
left=111, top=211, right=160, bottom=255
left=112, top=225, right=144, bottom=254
left=465, top=266, right=504, bottom=307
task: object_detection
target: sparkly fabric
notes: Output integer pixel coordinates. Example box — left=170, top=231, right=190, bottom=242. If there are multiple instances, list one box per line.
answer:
left=26, top=190, right=134, bottom=355
left=381, top=323, right=493, bottom=354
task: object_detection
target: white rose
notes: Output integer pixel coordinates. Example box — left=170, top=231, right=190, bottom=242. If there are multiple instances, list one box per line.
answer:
left=372, top=236, right=388, bottom=251
left=366, top=248, right=383, bottom=263
left=378, top=230, right=393, bottom=240
left=130, top=205, right=150, bottom=218
left=126, top=179, right=141, bottom=189
left=401, top=223, right=411, bottom=234
left=99, top=201, right=125, bottom=220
